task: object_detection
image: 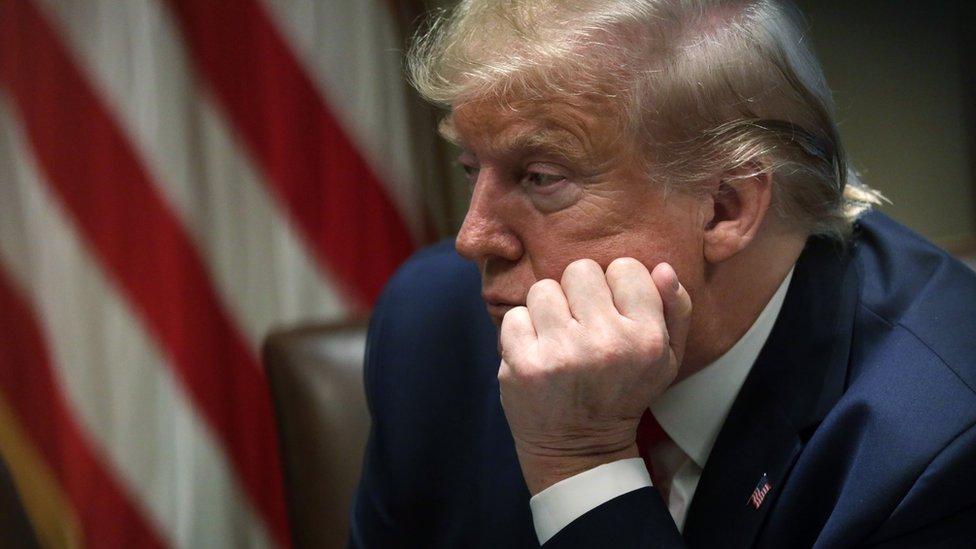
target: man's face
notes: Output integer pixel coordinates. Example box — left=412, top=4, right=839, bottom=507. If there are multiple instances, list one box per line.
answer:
left=451, top=95, right=706, bottom=326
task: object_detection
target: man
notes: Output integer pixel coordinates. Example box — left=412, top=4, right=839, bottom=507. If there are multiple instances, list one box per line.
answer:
left=350, top=0, right=976, bottom=547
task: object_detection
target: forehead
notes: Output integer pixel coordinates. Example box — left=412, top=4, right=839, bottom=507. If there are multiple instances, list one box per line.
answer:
left=444, top=94, right=631, bottom=164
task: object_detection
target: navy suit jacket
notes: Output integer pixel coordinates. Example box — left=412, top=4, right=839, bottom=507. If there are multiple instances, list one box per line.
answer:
left=349, top=212, right=976, bottom=548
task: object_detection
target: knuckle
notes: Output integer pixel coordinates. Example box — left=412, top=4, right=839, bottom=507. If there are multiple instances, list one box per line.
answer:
left=528, top=279, right=560, bottom=300
left=607, top=257, right=644, bottom=275
left=498, top=358, right=528, bottom=387
left=499, top=344, right=517, bottom=364
left=503, top=354, right=548, bottom=382
left=525, top=364, right=551, bottom=383
left=642, top=328, right=669, bottom=356
left=589, top=323, right=617, bottom=347
left=502, top=305, right=528, bottom=325
left=564, top=258, right=601, bottom=279
left=594, top=344, right=626, bottom=366
left=537, top=278, right=562, bottom=293
left=547, top=350, right=576, bottom=373
left=586, top=329, right=627, bottom=364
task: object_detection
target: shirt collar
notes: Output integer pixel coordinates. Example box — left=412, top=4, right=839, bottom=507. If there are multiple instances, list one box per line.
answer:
left=649, top=268, right=794, bottom=468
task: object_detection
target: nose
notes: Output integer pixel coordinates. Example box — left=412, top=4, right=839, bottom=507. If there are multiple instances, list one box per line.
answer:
left=455, top=171, right=523, bottom=264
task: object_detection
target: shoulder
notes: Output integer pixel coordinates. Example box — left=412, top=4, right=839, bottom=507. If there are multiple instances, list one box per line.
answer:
left=369, top=238, right=490, bottom=353
left=374, top=239, right=481, bottom=314
left=851, top=211, right=976, bottom=394
left=829, top=212, right=976, bottom=542
left=359, top=240, right=510, bottom=519
left=364, top=237, right=497, bottom=412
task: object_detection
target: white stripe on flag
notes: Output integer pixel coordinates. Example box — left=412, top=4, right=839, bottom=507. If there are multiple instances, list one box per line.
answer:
left=0, top=95, right=274, bottom=549
left=36, top=0, right=351, bottom=349
left=262, top=0, right=427, bottom=241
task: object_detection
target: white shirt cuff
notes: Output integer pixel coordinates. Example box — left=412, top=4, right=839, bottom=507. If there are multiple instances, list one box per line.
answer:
left=528, top=457, right=652, bottom=544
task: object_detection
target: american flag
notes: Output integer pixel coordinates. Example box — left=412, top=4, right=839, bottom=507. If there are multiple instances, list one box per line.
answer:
left=0, top=0, right=425, bottom=546
left=748, top=473, right=773, bottom=510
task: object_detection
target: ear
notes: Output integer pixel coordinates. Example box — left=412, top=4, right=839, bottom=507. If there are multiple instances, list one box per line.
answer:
left=702, top=165, right=773, bottom=264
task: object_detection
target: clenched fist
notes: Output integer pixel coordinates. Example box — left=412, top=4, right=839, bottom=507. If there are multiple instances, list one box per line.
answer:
left=498, top=257, right=693, bottom=494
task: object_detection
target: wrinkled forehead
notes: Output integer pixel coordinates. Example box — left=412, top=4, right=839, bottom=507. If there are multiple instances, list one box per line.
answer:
left=442, top=93, right=633, bottom=165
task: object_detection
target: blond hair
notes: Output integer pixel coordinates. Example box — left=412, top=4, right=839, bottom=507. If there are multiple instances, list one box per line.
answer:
left=408, top=0, right=885, bottom=240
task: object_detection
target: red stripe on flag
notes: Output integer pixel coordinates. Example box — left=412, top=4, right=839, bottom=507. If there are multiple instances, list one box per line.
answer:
left=164, top=0, right=417, bottom=310
left=0, top=1, right=291, bottom=546
left=0, top=264, right=167, bottom=548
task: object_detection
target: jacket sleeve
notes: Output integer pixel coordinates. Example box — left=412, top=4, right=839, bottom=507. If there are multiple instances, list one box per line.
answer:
left=347, top=289, right=400, bottom=548
left=861, top=422, right=976, bottom=547
left=544, top=487, right=685, bottom=548
left=347, top=241, right=485, bottom=547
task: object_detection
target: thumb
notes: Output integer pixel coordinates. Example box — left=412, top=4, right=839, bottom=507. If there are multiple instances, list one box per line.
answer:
left=650, top=263, right=693, bottom=365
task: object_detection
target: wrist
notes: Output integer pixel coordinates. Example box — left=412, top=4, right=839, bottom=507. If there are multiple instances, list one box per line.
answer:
left=516, top=444, right=640, bottom=495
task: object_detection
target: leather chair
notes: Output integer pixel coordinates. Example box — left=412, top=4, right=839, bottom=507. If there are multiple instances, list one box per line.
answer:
left=0, top=453, right=39, bottom=548
left=263, top=320, right=370, bottom=549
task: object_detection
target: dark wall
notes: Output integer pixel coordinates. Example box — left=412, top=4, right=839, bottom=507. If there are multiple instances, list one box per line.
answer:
left=796, top=0, right=974, bottom=246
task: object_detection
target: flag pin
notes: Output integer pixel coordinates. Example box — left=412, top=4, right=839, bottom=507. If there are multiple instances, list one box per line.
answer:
left=747, top=473, right=773, bottom=509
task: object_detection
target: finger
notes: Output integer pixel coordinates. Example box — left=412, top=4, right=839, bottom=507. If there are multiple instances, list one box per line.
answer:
left=560, top=258, right=615, bottom=323
left=499, top=306, right=536, bottom=366
left=526, top=279, right=572, bottom=335
left=605, top=257, right=662, bottom=323
left=650, top=263, right=693, bottom=363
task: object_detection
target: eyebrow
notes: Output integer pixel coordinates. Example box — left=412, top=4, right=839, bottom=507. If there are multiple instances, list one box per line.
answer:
left=506, top=129, right=588, bottom=163
left=441, top=115, right=589, bottom=165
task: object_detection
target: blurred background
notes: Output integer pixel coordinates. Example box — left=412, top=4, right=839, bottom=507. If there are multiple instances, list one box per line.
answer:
left=0, top=0, right=972, bottom=548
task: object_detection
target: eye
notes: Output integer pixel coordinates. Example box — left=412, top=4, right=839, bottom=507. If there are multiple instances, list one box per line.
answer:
left=457, top=152, right=480, bottom=185
left=461, top=163, right=480, bottom=183
left=522, top=163, right=582, bottom=212
left=521, top=165, right=567, bottom=193
left=524, top=172, right=564, bottom=187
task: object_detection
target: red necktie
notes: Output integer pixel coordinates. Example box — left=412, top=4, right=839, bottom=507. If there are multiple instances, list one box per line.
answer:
left=636, top=409, right=670, bottom=490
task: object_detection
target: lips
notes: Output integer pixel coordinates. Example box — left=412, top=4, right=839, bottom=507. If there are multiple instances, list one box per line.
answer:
left=485, top=302, right=515, bottom=319
left=482, top=293, right=522, bottom=324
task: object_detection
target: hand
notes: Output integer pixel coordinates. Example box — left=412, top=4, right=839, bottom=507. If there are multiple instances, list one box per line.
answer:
left=498, top=258, right=692, bottom=494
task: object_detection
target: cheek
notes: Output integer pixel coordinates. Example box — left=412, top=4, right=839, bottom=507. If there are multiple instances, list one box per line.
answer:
left=523, top=231, right=673, bottom=282
left=518, top=212, right=702, bottom=285
left=510, top=186, right=704, bottom=282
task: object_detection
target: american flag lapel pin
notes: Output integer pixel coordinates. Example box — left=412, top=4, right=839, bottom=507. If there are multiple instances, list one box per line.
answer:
left=747, top=473, right=773, bottom=509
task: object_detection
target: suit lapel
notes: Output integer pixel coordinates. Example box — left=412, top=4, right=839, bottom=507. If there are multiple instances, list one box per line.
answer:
left=683, top=234, right=861, bottom=548
left=681, top=363, right=803, bottom=548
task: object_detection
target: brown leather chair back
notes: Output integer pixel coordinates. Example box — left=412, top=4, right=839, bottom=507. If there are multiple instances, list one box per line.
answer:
left=263, top=320, right=370, bottom=549
left=0, top=453, right=39, bottom=548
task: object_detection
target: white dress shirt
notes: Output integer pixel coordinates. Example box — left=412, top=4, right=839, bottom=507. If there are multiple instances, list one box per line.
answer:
left=530, top=270, right=794, bottom=544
